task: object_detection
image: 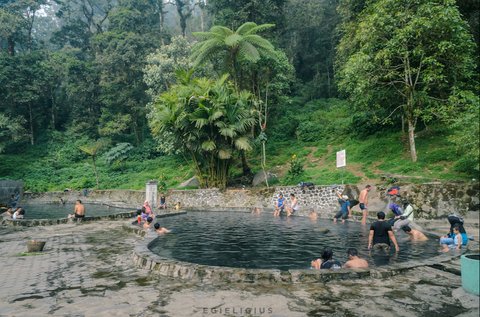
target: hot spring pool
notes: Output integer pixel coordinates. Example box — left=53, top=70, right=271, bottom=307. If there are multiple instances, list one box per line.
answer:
left=18, top=203, right=130, bottom=219
left=148, top=211, right=441, bottom=270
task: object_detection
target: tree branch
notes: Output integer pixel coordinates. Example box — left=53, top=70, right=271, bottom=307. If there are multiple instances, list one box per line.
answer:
left=383, top=104, right=404, bottom=122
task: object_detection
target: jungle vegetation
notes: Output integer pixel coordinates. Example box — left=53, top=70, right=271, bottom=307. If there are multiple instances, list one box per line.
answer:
left=0, top=0, right=478, bottom=191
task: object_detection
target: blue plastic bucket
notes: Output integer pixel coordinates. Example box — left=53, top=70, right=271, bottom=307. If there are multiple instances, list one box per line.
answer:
left=461, top=254, right=480, bottom=295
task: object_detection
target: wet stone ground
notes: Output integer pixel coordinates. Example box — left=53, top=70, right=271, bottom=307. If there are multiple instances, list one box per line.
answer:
left=0, top=220, right=478, bottom=317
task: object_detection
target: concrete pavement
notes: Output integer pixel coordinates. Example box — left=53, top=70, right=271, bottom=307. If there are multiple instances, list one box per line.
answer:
left=0, top=219, right=478, bottom=317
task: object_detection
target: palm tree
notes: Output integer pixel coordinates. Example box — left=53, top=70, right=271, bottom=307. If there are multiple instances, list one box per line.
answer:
left=79, top=139, right=108, bottom=188
left=192, top=22, right=276, bottom=88
left=148, top=72, right=257, bottom=189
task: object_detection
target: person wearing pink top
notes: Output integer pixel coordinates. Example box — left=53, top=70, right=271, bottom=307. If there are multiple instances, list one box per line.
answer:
left=143, top=201, right=154, bottom=218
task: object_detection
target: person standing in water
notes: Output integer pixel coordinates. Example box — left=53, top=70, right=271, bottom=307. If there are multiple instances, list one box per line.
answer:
left=368, top=211, right=400, bottom=252
left=333, top=193, right=351, bottom=224
left=359, top=185, right=372, bottom=225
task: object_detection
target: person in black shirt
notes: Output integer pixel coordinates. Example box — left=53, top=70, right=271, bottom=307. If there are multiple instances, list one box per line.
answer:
left=368, top=211, right=400, bottom=252
left=159, top=195, right=167, bottom=209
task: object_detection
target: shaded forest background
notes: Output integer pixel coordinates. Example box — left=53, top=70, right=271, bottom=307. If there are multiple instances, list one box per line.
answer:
left=0, top=0, right=478, bottom=191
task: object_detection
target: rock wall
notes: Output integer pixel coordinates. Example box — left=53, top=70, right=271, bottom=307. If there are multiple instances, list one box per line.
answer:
left=23, top=182, right=479, bottom=219
left=399, top=182, right=480, bottom=218
left=24, top=190, right=145, bottom=209
left=166, top=185, right=348, bottom=216
left=0, top=180, right=23, bottom=206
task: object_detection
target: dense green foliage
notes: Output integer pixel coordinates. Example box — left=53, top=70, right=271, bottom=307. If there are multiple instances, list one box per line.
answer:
left=0, top=0, right=478, bottom=192
left=337, top=0, right=477, bottom=163
left=148, top=73, right=257, bottom=189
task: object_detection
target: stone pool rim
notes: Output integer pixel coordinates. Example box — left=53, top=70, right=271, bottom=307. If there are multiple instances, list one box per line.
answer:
left=1, top=202, right=137, bottom=227
left=129, top=210, right=473, bottom=284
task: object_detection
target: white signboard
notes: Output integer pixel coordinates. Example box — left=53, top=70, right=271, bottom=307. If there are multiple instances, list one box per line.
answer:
left=146, top=180, right=158, bottom=208
left=336, top=149, right=346, bottom=168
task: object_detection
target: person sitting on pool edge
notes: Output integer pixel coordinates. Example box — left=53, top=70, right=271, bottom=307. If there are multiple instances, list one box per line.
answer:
left=12, top=206, right=25, bottom=219
left=154, top=222, right=171, bottom=234
left=440, top=214, right=469, bottom=247
left=2, top=206, right=25, bottom=219
left=158, top=195, right=167, bottom=209
left=286, top=193, right=299, bottom=217
left=333, top=193, right=351, bottom=224
left=311, top=248, right=342, bottom=270
left=441, top=224, right=462, bottom=252
left=68, top=200, right=85, bottom=220
left=273, top=193, right=286, bottom=216
left=343, top=248, right=369, bottom=269
left=143, top=200, right=155, bottom=218
left=401, top=225, right=428, bottom=241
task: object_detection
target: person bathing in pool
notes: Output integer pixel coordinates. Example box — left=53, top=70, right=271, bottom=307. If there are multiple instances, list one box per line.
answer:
left=311, top=248, right=342, bottom=270
left=343, top=248, right=369, bottom=269
left=154, top=223, right=170, bottom=234
left=143, top=216, right=154, bottom=230
left=401, top=225, right=428, bottom=241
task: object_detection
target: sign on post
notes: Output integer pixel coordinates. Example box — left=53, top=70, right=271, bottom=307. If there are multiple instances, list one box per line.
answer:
left=336, top=150, right=346, bottom=168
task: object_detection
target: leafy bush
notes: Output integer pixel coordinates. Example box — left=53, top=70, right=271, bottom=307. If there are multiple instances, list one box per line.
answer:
left=283, top=154, right=305, bottom=184
left=104, top=143, right=134, bottom=166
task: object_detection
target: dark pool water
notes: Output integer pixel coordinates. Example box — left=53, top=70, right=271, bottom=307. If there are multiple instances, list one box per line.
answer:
left=149, top=211, right=442, bottom=270
left=18, top=203, right=130, bottom=219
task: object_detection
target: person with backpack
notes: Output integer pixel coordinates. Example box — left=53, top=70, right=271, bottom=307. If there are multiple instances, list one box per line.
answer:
left=333, top=192, right=351, bottom=224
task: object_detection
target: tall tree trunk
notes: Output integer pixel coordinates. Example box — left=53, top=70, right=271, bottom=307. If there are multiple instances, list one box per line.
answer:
left=51, top=89, right=56, bottom=130
left=407, top=117, right=417, bottom=162
left=158, top=0, right=166, bottom=45
left=7, top=37, right=14, bottom=56
left=261, top=141, right=268, bottom=187
left=199, top=5, right=205, bottom=31
left=326, top=65, right=331, bottom=98
left=28, top=103, right=34, bottom=145
left=241, top=151, right=251, bottom=176
left=180, top=17, right=187, bottom=36
left=261, top=84, right=269, bottom=187
left=175, top=0, right=189, bottom=37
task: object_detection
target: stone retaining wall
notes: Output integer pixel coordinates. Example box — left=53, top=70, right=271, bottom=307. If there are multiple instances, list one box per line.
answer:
left=24, top=190, right=145, bottom=209
left=0, top=180, right=23, bottom=205
left=23, top=182, right=479, bottom=219
left=166, top=185, right=346, bottom=216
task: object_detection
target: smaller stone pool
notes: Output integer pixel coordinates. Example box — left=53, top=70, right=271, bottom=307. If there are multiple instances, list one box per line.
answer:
left=149, top=211, right=443, bottom=271
left=18, top=203, right=131, bottom=220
